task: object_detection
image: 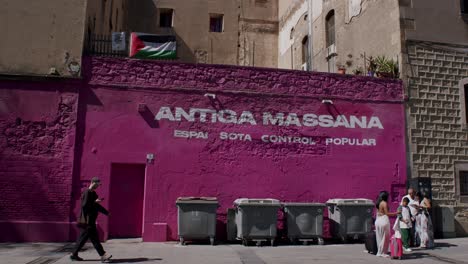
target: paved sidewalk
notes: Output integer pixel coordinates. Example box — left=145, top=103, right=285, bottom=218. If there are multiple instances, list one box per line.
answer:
left=2, top=238, right=468, bottom=264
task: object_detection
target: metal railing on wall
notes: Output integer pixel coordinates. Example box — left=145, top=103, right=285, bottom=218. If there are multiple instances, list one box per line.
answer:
left=84, top=33, right=129, bottom=57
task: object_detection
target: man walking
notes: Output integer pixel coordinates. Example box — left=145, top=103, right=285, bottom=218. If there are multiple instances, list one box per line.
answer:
left=70, top=177, right=112, bottom=262
left=401, top=187, right=418, bottom=247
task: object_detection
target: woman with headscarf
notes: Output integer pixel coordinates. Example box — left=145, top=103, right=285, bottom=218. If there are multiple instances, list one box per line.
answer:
left=375, top=191, right=400, bottom=257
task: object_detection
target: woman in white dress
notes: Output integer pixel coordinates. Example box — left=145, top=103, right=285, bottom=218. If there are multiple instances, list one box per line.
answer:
left=375, top=191, right=400, bottom=257
left=417, top=192, right=434, bottom=248
left=412, top=192, right=422, bottom=247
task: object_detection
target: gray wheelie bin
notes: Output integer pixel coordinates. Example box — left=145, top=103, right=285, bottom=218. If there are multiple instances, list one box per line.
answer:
left=284, top=203, right=325, bottom=245
left=234, top=198, right=281, bottom=246
left=326, top=198, right=374, bottom=242
left=176, top=197, right=218, bottom=245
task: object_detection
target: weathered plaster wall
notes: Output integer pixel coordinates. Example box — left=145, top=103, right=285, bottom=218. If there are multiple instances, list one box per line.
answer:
left=80, top=57, right=407, bottom=241
left=400, top=0, right=468, bottom=46
left=278, top=0, right=309, bottom=70
left=0, top=0, right=87, bottom=77
left=85, top=0, right=127, bottom=36
left=311, top=0, right=401, bottom=73
left=127, top=0, right=278, bottom=67
left=0, top=80, right=79, bottom=242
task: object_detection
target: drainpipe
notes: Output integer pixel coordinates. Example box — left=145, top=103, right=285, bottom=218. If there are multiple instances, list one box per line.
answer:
left=308, top=0, right=313, bottom=71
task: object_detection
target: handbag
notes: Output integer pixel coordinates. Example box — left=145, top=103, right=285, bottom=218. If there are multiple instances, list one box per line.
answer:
left=77, top=210, right=89, bottom=227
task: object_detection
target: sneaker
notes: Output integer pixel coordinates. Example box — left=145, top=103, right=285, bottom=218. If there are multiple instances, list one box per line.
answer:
left=70, top=254, right=84, bottom=261
left=100, top=253, right=112, bottom=263
left=404, top=247, right=412, bottom=252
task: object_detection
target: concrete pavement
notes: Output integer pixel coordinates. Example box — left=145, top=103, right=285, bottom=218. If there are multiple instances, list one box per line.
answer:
left=2, top=238, right=468, bottom=264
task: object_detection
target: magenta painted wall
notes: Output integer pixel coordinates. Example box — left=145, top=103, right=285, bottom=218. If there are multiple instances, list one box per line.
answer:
left=79, top=57, right=407, bottom=242
left=0, top=80, right=79, bottom=242
left=0, top=57, right=407, bottom=242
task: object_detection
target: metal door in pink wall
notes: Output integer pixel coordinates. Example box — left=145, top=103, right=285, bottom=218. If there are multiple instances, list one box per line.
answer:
left=109, top=163, right=146, bottom=238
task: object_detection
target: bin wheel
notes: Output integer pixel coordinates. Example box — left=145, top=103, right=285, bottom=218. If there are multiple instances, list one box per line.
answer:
left=242, top=239, right=249, bottom=246
left=270, top=239, right=275, bottom=247
left=179, top=237, right=185, bottom=246
left=341, top=236, right=347, bottom=243
left=209, top=237, right=215, bottom=246
left=256, top=241, right=262, bottom=247
left=289, top=238, right=297, bottom=245
left=317, top=238, right=325, bottom=246
left=302, top=240, right=308, bottom=246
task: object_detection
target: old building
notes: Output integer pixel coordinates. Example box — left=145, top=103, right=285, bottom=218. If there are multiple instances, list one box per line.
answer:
left=1, top=0, right=467, bottom=242
left=122, top=0, right=279, bottom=67
left=0, top=0, right=278, bottom=78
left=0, top=0, right=88, bottom=77
left=280, top=0, right=468, bottom=237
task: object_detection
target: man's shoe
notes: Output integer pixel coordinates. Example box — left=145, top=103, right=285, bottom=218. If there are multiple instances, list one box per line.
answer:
left=100, top=253, right=112, bottom=263
left=404, top=247, right=412, bottom=252
left=70, top=254, right=84, bottom=261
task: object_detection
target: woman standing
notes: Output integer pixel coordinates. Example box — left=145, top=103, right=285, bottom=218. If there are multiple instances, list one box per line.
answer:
left=375, top=191, right=400, bottom=257
left=417, top=192, right=434, bottom=248
left=412, top=192, right=422, bottom=247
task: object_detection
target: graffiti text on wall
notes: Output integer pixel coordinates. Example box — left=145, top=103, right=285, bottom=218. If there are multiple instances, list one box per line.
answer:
left=155, top=106, right=384, bottom=129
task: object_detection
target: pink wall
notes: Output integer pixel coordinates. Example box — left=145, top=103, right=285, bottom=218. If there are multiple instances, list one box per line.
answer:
left=0, top=57, right=407, bottom=242
left=0, top=80, right=79, bottom=242
left=80, top=57, right=407, bottom=241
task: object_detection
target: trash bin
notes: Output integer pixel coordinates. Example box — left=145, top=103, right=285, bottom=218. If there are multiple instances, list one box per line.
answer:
left=284, top=203, right=325, bottom=245
left=234, top=198, right=281, bottom=246
left=176, top=197, right=218, bottom=245
left=326, top=198, right=374, bottom=242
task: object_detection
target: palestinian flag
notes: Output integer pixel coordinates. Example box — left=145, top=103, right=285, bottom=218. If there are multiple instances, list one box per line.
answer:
left=129, top=32, right=176, bottom=59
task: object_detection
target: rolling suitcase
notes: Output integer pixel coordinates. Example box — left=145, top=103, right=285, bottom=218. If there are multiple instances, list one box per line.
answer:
left=390, top=235, right=403, bottom=259
left=365, top=231, right=378, bottom=255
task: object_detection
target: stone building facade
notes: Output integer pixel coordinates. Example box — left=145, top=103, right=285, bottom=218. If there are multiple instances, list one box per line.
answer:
left=400, top=0, right=468, bottom=237
left=405, top=42, right=468, bottom=237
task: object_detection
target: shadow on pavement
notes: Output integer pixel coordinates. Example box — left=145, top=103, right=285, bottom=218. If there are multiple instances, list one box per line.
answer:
left=403, top=252, right=432, bottom=260
left=83, top=258, right=162, bottom=263
left=433, top=242, right=458, bottom=248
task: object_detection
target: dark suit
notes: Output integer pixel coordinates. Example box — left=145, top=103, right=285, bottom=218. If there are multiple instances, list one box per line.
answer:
left=73, top=189, right=109, bottom=256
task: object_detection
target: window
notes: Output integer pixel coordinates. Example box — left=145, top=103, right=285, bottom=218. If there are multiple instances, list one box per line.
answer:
left=465, top=84, right=468, bottom=123
left=461, top=171, right=468, bottom=196
left=302, top=36, right=309, bottom=65
left=460, top=79, right=468, bottom=128
left=455, top=162, right=468, bottom=203
left=462, top=0, right=468, bottom=23
left=461, top=0, right=468, bottom=13
left=159, top=9, right=173, bottom=28
left=325, top=10, right=335, bottom=47
left=210, top=14, right=224, bottom=32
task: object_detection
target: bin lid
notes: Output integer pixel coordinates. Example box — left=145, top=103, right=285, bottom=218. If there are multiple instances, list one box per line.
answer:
left=283, top=202, right=326, bottom=207
left=176, top=197, right=218, bottom=204
left=234, top=198, right=281, bottom=206
left=326, top=198, right=374, bottom=206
